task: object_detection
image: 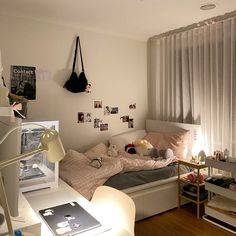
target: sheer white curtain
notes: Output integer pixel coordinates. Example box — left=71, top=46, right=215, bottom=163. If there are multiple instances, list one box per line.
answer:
left=148, top=17, right=236, bottom=156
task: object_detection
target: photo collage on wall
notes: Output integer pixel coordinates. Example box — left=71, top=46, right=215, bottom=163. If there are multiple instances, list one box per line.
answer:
left=77, top=101, right=136, bottom=131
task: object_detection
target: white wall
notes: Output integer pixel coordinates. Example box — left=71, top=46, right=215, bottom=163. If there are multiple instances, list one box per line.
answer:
left=0, top=15, right=147, bottom=152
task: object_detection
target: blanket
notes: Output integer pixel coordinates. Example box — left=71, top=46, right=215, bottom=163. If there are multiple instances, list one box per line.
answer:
left=59, top=144, right=177, bottom=199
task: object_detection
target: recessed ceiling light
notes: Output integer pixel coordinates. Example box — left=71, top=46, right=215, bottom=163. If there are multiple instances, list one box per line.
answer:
left=200, top=3, right=216, bottom=10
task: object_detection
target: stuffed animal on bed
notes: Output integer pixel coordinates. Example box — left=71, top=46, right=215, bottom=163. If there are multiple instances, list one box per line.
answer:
left=133, top=139, right=174, bottom=159
left=154, top=148, right=174, bottom=160
left=107, top=144, right=119, bottom=157
left=133, top=139, right=154, bottom=156
left=125, top=144, right=136, bottom=154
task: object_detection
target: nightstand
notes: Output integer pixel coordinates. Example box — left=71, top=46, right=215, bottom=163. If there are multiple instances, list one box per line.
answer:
left=178, top=159, right=208, bottom=219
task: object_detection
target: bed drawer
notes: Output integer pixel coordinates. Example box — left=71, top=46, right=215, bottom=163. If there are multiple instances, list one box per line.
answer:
left=127, top=180, right=179, bottom=220
left=143, top=181, right=178, bottom=218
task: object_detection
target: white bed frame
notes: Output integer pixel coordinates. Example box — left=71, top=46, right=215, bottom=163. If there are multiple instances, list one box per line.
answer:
left=118, top=120, right=201, bottom=221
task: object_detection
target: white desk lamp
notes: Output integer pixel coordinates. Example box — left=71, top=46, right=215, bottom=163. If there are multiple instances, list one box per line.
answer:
left=0, top=123, right=65, bottom=236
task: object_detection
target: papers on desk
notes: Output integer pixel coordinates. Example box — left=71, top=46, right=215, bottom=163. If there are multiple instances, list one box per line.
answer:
left=39, top=201, right=102, bottom=236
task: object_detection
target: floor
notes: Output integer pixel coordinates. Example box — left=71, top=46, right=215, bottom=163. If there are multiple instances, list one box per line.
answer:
left=134, top=203, right=235, bottom=236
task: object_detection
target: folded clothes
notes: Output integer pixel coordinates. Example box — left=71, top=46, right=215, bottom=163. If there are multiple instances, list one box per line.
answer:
left=182, top=190, right=208, bottom=201
left=183, top=184, right=206, bottom=194
left=205, top=176, right=235, bottom=188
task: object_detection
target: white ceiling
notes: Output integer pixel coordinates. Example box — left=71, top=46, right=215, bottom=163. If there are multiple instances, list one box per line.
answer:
left=0, top=0, right=236, bottom=41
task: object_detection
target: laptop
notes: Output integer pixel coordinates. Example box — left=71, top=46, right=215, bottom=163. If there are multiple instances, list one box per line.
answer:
left=39, top=201, right=102, bottom=236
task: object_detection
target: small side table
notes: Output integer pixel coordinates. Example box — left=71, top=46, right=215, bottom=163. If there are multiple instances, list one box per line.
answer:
left=178, top=159, right=208, bottom=219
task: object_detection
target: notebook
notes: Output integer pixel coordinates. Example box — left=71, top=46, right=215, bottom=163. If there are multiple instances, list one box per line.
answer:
left=39, top=201, right=102, bottom=236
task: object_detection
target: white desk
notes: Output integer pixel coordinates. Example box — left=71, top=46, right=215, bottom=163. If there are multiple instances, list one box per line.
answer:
left=24, top=179, right=132, bottom=236
left=0, top=193, right=41, bottom=235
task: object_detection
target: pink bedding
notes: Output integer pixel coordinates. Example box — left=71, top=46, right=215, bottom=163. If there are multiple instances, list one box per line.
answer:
left=59, top=145, right=177, bottom=199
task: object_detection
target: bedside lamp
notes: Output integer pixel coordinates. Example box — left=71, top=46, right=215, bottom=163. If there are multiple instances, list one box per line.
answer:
left=0, top=123, right=65, bottom=236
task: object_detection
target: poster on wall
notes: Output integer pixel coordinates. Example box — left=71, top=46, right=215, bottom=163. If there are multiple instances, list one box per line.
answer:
left=10, top=65, right=36, bottom=100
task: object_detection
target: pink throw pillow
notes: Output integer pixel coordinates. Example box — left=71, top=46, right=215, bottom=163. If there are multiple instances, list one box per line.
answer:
left=144, top=131, right=190, bottom=159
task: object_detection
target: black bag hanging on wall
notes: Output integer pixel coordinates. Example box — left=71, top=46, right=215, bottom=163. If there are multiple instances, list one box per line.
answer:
left=64, top=36, right=88, bottom=93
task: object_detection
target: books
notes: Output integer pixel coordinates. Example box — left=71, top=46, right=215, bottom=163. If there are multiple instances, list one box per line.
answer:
left=39, top=202, right=102, bottom=236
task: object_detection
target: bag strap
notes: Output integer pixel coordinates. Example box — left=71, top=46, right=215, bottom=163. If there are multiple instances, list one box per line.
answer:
left=72, top=37, right=79, bottom=72
left=1, top=76, right=6, bottom=87
left=78, top=36, right=85, bottom=72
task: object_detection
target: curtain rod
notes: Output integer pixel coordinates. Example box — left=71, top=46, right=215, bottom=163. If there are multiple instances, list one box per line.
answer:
left=149, top=10, right=236, bottom=41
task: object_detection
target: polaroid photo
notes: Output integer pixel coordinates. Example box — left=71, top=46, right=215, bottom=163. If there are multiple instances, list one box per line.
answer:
left=94, top=118, right=101, bottom=128
left=129, top=103, right=136, bottom=109
left=120, top=115, right=129, bottom=122
left=100, top=123, right=108, bottom=131
left=84, top=113, right=92, bottom=122
left=128, top=119, right=134, bottom=128
left=111, top=107, right=119, bottom=114
left=94, top=101, right=102, bottom=108
left=104, top=106, right=111, bottom=115
left=78, top=112, right=84, bottom=123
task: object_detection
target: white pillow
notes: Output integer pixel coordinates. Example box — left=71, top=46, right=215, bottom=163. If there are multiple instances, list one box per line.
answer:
left=109, top=129, right=147, bottom=150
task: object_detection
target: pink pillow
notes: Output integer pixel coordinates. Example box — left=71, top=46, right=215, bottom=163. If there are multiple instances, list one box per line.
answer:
left=144, top=131, right=190, bottom=159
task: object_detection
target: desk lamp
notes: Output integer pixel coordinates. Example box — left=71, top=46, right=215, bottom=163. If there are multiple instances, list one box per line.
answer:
left=0, top=123, right=65, bottom=236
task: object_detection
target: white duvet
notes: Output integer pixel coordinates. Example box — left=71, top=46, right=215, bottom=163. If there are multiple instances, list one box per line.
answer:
left=59, top=144, right=177, bottom=199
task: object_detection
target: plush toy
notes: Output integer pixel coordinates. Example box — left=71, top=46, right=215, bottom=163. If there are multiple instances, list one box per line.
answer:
left=132, top=139, right=175, bottom=159
left=133, top=139, right=154, bottom=156
left=125, top=144, right=136, bottom=154
left=107, top=144, right=119, bottom=157
left=156, top=148, right=174, bottom=159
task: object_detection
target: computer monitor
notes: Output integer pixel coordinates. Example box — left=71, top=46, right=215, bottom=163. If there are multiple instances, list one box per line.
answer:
left=0, top=117, right=21, bottom=224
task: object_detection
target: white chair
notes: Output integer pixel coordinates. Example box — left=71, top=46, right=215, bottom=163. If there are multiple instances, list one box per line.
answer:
left=91, top=186, right=136, bottom=236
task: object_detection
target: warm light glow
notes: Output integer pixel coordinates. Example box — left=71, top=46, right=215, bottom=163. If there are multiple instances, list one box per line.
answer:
left=191, top=129, right=205, bottom=156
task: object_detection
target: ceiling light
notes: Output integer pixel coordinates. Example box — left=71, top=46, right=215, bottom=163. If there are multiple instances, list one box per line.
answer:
left=200, top=3, right=216, bottom=10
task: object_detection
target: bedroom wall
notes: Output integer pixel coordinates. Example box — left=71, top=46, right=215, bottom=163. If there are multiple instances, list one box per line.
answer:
left=0, top=14, right=147, bottom=152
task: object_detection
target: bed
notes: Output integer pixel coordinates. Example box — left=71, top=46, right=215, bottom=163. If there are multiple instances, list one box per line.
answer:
left=59, top=120, right=201, bottom=221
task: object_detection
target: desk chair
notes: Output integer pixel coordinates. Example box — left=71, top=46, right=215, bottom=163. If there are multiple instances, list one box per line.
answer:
left=91, top=186, right=136, bottom=236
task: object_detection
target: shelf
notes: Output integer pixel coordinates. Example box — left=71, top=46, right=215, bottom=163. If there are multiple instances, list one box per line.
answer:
left=204, top=157, right=236, bottom=233
left=180, top=176, right=205, bottom=186
left=179, top=194, right=207, bottom=204
left=205, top=205, right=236, bottom=229
left=205, top=158, right=236, bottom=173
left=178, top=159, right=207, bottom=169
left=205, top=182, right=236, bottom=201
left=178, top=160, right=208, bottom=219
